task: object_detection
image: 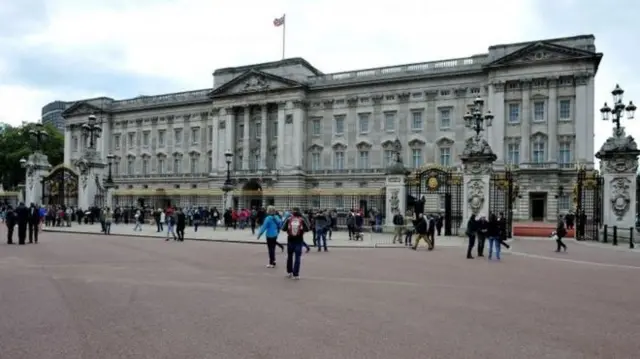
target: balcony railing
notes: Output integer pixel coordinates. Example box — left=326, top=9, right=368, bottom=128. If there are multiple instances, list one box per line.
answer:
left=308, top=56, right=485, bottom=84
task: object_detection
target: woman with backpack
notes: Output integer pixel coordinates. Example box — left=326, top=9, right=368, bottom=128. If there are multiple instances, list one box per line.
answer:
left=257, top=206, right=284, bottom=268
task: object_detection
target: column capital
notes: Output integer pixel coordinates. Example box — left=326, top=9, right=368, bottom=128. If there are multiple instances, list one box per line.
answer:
left=491, top=81, right=505, bottom=93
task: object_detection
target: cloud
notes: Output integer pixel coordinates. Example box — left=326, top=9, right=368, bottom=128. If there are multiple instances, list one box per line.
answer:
left=2, top=0, right=639, bottom=169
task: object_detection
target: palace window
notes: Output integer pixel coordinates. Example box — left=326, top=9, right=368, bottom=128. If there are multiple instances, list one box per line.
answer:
left=439, top=147, right=451, bottom=166
left=411, top=111, right=423, bottom=130
left=508, top=103, right=520, bottom=123
left=311, top=119, right=321, bottom=136
left=128, top=133, right=135, bottom=148
left=559, top=100, right=571, bottom=120
left=412, top=148, right=423, bottom=168
left=384, top=112, right=395, bottom=132
left=559, top=142, right=572, bottom=164
left=127, top=159, right=134, bottom=175
left=507, top=143, right=520, bottom=165
left=174, top=157, right=181, bottom=173
left=334, top=151, right=345, bottom=170
left=358, top=114, right=370, bottom=133
left=383, top=149, right=393, bottom=167
left=334, top=116, right=345, bottom=135
left=358, top=150, right=370, bottom=169
left=158, top=158, right=165, bottom=174
left=311, top=153, right=321, bottom=170
left=190, top=156, right=199, bottom=173
left=113, top=135, right=120, bottom=150
left=207, top=153, right=213, bottom=173
left=439, top=109, right=451, bottom=129
left=174, top=129, right=182, bottom=145
left=532, top=139, right=546, bottom=163
left=191, top=127, right=200, bottom=144
left=533, top=102, right=545, bottom=122
left=158, top=130, right=165, bottom=147
left=142, top=158, right=149, bottom=175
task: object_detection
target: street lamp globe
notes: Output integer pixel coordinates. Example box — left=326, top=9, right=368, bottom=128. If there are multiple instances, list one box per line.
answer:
left=19, top=158, right=26, bottom=167
left=224, top=149, right=233, bottom=164
left=107, top=153, right=115, bottom=162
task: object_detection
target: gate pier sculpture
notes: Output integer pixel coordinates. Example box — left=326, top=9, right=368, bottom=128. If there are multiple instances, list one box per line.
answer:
left=21, top=152, right=52, bottom=205
left=596, top=84, right=638, bottom=232
left=461, top=97, right=497, bottom=228
left=385, top=138, right=410, bottom=227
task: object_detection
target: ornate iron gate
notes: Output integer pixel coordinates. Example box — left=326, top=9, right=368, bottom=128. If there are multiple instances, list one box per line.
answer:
left=575, top=168, right=603, bottom=241
left=41, top=166, right=79, bottom=207
left=406, top=166, right=463, bottom=235
left=489, top=170, right=518, bottom=238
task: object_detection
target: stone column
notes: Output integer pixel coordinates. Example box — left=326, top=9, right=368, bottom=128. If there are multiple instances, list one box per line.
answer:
left=489, top=83, right=505, bottom=166
left=276, top=101, right=286, bottom=169
left=101, top=117, right=111, bottom=159
left=575, top=75, right=589, bottom=163
left=461, top=136, right=496, bottom=228
left=222, top=107, right=235, bottom=171
left=64, top=125, right=72, bottom=165
left=292, top=100, right=305, bottom=171
left=242, top=106, right=250, bottom=170
left=24, top=153, right=51, bottom=205
left=260, top=104, right=268, bottom=170
left=596, top=127, right=640, bottom=232
left=520, top=80, right=531, bottom=163
left=210, top=109, right=219, bottom=175
left=547, top=77, right=558, bottom=162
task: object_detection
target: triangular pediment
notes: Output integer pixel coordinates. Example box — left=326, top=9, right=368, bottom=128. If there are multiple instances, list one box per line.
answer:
left=486, top=42, right=602, bottom=68
left=62, top=102, right=106, bottom=118
left=208, top=69, right=305, bottom=98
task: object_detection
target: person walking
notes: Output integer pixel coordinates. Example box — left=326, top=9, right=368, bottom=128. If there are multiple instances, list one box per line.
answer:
left=28, top=203, right=40, bottom=244
left=104, top=207, right=113, bottom=235
left=176, top=208, right=186, bottom=241
left=257, top=206, right=283, bottom=268
left=166, top=211, right=177, bottom=241
left=314, top=210, right=329, bottom=252
left=412, top=213, right=431, bottom=251
left=5, top=205, right=16, bottom=244
left=555, top=217, right=568, bottom=252
left=476, top=216, right=488, bottom=257
left=16, top=202, right=29, bottom=245
left=391, top=210, right=404, bottom=244
left=465, top=214, right=477, bottom=259
left=281, top=208, right=310, bottom=280
left=487, top=213, right=501, bottom=261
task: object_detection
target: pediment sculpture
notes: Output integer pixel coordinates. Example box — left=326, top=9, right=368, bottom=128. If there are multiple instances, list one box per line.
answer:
left=244, top=75, right=270, bottom=92
left=461, top=135, right=496, bottom=161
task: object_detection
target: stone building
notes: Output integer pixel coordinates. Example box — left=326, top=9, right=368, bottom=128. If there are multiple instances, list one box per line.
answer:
left=60, top=34, right=601, bottom=221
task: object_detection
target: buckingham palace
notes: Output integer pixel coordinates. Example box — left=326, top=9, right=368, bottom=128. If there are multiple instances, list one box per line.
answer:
left=59, top=34, right=601, bottom=221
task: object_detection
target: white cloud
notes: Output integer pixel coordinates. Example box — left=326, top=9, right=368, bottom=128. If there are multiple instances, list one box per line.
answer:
left=4, top=0, right=637, bottom=168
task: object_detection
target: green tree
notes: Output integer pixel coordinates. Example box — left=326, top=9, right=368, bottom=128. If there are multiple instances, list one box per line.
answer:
left=0, top=122, right=64, bottom=190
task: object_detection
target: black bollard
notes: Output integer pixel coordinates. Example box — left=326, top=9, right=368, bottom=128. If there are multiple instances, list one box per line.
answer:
left=630, top=227, right=635, bottom=249
left=603, top=224, right=608, bottom=243
left=613, top=226, right=618, bottom=246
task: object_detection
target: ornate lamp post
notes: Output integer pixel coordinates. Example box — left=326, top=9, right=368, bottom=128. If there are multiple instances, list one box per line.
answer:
left=82, top=114, right=102, bottom=149
left=105, top=154, right=115, bottom=187
left=600, top=84, right=636, bottom=131
left=555, top=185, right=564, bottom=218
left=464, top=96, right=494, bottom=137
left=221, top=149, right=234, bottom=208
left=29, top=123, right=48, bottom=152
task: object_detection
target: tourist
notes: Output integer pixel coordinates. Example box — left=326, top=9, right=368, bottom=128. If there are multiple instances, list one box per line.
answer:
left=257, top=205, right=283, bottom=268
left=411, top=213, right=431, bottom=251
left=133, top=209, right=143, bottom=231
left=104, top=207, right=113, bottom=235
left=281, top=207, right=310, bottom=279
left=498, top=212, right=510, bottom=249
left=427, top=214, right=436, bottom=249
left=555, top=217, right=568, bottom=253
left=465, top=214, right=478, bottom=259
left=166, top=211, right=177, bottom=241
left=476, top=216, right=488, bottom=257
left=487, top=213, right=501, bottom=261
left=176, top=208, right=186, bottom=241
left=391, top=209, right=405, bottom=244
left=404, top=210, right=415, bottom=246
left=16, top=202, right=28, bottom=245
left=5, top=205, right=16, bottom=244
left=28, top=203, right=40, bottom=244
left=211, top=207, right=220, bottom=230
left=314, top=210, right=330, bottom=252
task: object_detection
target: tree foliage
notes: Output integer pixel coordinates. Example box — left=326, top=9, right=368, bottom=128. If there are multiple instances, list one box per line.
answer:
left=0, top=122, right=64, bottom=190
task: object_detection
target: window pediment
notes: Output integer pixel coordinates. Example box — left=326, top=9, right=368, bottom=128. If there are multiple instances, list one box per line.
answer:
left=126, top=152, right=136, bottom=159
left=331, top=140, right=347, bottom=150
left=408, top=135, right=426, bottom=147
left=356, top=139, right=372, bottom=150
left=172, top=151, right=183, bottom=157
left=530, top=131, right=547, bottom=141
left=308, top=144, right=324, bottom=153
left=435, top=136, right=454, bottom=146
left=189, top=150, right=201, bottom=156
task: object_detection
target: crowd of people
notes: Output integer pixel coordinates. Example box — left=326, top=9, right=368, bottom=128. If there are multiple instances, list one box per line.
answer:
left=1, top=202, right=43, bottom=245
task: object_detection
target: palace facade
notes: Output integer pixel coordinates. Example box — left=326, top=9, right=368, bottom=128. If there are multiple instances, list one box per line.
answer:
left=60, top=34, right=601, bottom=221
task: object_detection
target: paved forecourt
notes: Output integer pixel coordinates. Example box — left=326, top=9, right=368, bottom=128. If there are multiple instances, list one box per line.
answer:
left=43, top=223, right=465, bottom=248
left=2, top=228, right=640, bottom=358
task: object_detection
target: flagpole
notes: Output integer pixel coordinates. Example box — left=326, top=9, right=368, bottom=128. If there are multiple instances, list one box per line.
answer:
left=282, top=14, right=286, bottom=60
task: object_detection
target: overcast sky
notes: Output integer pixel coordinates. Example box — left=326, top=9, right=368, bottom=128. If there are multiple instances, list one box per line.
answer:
left=0, top=0, right=638, bottom=153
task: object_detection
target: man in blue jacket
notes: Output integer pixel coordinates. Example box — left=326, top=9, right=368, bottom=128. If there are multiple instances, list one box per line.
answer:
left=257, top=205, right=283, bottom=268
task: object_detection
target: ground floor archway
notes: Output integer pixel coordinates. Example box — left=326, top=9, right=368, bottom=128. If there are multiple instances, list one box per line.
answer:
left=241, top=179, right=263, bottom=209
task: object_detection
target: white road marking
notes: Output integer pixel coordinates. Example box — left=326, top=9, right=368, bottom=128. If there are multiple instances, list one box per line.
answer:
left=510, top=251, right=640, bottom=270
